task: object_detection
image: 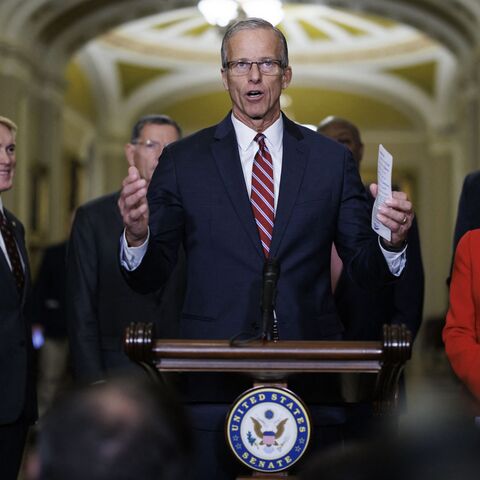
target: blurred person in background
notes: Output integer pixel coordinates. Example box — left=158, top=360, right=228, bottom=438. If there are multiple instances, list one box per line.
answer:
left=0, top=115, right=37, bottom=479
left=32, top=238, right=70, bottom=416
left=317, top=116, right=424, bottom=342
left=67, top=114, right=185, bottom=384
left=317, top=116, right=424, bottom=440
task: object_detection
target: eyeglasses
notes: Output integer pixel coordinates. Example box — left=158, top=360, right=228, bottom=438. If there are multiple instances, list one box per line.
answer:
left=132, top=139, right=163, bottom=151
left=226, top=59, right=283, bottom=76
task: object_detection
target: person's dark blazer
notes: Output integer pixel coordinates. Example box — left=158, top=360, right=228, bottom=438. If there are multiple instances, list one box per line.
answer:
left=335, top=189, right=424, bottom=341
left=0, top=209, right=36, bottom=425
left=66, top=192, right=185, bottom=383
left=33, top=241, right=68, bottom=339
left=124, top=113, right=395, bottom=404
left=333, top=190, right=424, bottom=439
left=453, top=170, right=480, bottom=253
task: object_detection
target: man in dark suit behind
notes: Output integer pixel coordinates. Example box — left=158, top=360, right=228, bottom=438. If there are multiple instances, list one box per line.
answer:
left=32, top=240, right=69, bottom=416
left=66, top=114, right=185, bottom=383
left=0, top=115, right=37, bottom=479
left=317, top=116, right=424, bottom=342
left=318, top=116, right=424, bottom=439
left=118, top=19, right=415, bottom=478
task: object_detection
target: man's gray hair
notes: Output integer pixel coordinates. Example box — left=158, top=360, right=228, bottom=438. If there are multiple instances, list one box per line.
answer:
left=221, top=18, right=289, bottom=69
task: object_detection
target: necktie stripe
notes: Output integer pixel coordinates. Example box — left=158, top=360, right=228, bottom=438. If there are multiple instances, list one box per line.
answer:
left=257, top=155, right=273, bottom=171
left=252, top=204, right=274, bottom=230
left=251, top=183, right=274, bottom=206
left=255, top=219, right=273, bottom=240
left=255, top=177, right=274, bottom=195
left=251, top=194, right=275, bottom=217
left=252, top=165, right=274, bottom=187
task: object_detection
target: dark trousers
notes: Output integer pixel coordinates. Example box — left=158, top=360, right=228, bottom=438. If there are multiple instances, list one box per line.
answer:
left=0, top=418, right=29, bottom=480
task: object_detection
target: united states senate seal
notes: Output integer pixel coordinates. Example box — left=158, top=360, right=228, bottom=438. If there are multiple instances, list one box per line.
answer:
left=225, top=386, right=311, bottom=473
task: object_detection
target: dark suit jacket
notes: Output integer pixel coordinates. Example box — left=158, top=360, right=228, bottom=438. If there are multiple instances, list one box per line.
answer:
left=335, top=189, right=424, bottom=341
left=0, top=209, right=36, bottom=425
left=33, top=241, right=67, bottom=338
left=453, top=170, right=480, bottom=253
left=67, top=192, right=185, bottom=383
left=124, top=113, right=395, bottom=405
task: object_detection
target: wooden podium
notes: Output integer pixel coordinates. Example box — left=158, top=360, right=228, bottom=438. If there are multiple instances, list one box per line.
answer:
left=124, top=323, right=412, bottom=477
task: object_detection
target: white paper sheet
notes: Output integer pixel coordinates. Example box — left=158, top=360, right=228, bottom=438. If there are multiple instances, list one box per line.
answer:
left=372, top=144, right=393, bottom=241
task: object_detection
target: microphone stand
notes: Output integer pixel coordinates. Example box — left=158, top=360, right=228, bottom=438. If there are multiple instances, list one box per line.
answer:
left=261, top=258, right=279, bottom=343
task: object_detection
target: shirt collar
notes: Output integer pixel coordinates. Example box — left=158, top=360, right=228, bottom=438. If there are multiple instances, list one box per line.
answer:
left=231, top=113, right=284, bottom=152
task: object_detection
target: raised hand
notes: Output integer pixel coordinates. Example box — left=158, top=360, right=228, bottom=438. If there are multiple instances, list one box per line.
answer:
left=118, top=166, right=149, bottom=246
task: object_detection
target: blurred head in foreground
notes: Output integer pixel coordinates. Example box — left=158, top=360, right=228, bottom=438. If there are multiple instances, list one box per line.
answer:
left=29, top=376, right=192, bottom=480
left=300, top=394, right=480, bottom=480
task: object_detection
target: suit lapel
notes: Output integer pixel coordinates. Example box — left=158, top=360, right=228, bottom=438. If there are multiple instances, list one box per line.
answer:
left=212, top=115, right=265, bottom=259
left=269, top=116, right=308, bottom=258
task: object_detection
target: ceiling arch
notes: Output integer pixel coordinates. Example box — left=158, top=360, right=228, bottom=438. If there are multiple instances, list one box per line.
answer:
left=0, top=1, right=475, bottom=138
left=58, top=3, right=459, bottom=136
left=0, top=0, right=478, bottom=68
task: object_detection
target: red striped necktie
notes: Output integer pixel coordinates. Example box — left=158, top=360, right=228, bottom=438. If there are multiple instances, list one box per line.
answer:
left=251, top=133, right=275, bottom=257
left=0, top=210, right=24, bottom=294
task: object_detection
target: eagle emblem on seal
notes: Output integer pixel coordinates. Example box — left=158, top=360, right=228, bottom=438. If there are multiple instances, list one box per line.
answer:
left=250, top=416, right=288, bottom=448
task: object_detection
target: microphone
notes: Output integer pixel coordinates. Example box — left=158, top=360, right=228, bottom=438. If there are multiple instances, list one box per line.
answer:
left=261, top=257, right=280, bottom=342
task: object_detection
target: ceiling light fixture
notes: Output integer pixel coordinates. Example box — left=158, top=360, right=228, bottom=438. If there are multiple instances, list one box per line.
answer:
left=198, top=0, right=284, bottom=27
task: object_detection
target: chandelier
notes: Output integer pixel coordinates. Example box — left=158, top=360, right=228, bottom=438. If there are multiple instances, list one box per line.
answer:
left=198, top=0, right=284, bottom=27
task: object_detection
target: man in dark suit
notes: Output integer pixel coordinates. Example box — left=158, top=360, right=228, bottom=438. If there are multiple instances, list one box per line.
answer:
left=32, top=240, right=69, bottom=416
left=0, top=115, right=37, bottom=479
left=66, top=114, right=185, bottom=383
left=318, top=116, right=424, bottom=438
left=317, top=116, right=424, bottom=342
left=118, top=19, right=414, bottom=478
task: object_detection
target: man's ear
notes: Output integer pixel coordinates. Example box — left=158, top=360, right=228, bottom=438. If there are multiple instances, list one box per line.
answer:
left=221, top=68, right=229, bottom=91
left=281, top=66, right=292, bottom=89
left=124, top=143, right=135, bottom=167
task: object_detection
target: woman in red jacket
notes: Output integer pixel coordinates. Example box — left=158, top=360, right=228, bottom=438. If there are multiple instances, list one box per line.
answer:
left=443, top=229, right=480, bottom=401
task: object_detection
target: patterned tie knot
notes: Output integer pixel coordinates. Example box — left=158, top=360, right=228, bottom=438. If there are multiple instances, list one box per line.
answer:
left=254, top=133, right=267, bottom=149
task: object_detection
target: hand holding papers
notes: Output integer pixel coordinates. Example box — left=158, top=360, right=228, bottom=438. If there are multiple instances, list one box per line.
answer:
left=372, top=145, right=393, bottom=242
left=370, top=145, right=414, bottom=249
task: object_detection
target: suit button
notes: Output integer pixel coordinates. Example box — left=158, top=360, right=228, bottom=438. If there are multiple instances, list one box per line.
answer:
left=19, top=340, right=26, bottom=347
